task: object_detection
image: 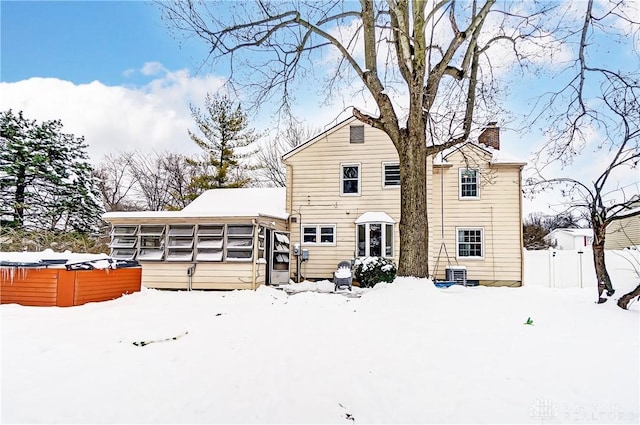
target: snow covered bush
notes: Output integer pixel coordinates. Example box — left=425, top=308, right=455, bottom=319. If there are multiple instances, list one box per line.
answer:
left=354, top=257, right=397, bottom=288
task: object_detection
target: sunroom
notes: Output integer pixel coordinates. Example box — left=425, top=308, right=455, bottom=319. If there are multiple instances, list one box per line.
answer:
left=103, top=188, right=290, bottom=290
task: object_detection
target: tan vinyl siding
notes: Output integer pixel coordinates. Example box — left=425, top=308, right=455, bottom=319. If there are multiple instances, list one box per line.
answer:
left=605, top=215, right=640, bottom=249
left=285, top=121, right=401, bottom=279
left=286, top=119, right=524, bottom=285
left=430, top=150, right=523, bottom=284
left=140, top=262, right=256, bottom=290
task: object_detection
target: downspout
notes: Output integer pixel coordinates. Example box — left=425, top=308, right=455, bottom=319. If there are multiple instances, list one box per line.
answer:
left=298, top=206, right=303, bottom=283
left=251, top=218, right=258, bottom=291
left=519, top=164, right=525, bottom=286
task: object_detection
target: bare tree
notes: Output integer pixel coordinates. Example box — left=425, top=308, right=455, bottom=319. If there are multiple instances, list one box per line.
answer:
left=93, top=153, right=141, bottom=212
left=527, top=0, right=640, bottom=304
left=129, top=151, right=177, bottom=211
left=255, top=121, right=319, bottom=187
left=160, top=152, right=198, bottom=210
left=159, top=0, right=555, bottom=277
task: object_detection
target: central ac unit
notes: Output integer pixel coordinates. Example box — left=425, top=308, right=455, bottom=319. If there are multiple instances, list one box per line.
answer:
left=445, top=266, right=467, bottom=285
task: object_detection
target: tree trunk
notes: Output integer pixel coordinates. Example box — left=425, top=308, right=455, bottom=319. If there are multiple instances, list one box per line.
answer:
left=13, top=168, right=26, bottom=228
left=617, top=284, right=640, bottom=310
left=397, top=128, right=429, bottom=278
left=592, top=224, right=614, bottom=303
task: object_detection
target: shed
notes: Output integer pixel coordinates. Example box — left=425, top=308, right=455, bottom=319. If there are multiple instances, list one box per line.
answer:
left=544, top=228, right=593, bottom=250
left=102, top=188, right=290, bottom=290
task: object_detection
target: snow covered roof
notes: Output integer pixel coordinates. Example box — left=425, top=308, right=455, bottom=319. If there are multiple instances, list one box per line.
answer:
left=103, top=188, right=288, bottom=221
left=355, top=211, right=396, bottom=224
left=547, top=228, right=594, bottom=238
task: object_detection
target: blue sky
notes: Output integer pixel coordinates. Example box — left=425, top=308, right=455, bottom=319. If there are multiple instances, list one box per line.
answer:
left=1, top=1, right=199, bottom=86
left=1, top=1, right=638, bottom=216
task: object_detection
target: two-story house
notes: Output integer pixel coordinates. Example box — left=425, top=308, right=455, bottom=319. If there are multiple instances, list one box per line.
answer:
left=102, top=116, right=526, bottom=289
left=283, top=117, right=526, bottom=286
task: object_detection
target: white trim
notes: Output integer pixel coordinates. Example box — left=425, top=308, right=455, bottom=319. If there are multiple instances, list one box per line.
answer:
left=455, top=227, right=484, bottom=259
left=340, top=163, right=361, bottom=196
left=382, top=161, right=401, bottom=188
left=355, top=211, right=396, bottom=224
left=356, top=222, right=394, bottom=258
left=282, top=116, right=359, bottom=160
left=301, top=224, right=337, bottom=246
left=459, top=168, right=480, bottom=200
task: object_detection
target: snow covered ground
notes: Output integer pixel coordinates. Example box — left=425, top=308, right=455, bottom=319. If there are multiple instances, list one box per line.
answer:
left=1, top=277, right=639, bottom=424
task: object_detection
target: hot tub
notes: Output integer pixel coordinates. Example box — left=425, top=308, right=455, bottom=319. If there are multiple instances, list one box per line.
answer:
left=1, top=252, right=141, bottom=307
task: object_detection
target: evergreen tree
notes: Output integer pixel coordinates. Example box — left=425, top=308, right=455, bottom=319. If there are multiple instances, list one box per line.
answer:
left=186, top=93, right=259, bottom=198
left=0, top=110, right=104, bottom=233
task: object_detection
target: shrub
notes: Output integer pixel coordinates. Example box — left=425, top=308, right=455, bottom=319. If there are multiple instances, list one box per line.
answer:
left=354, top=257, right=397, bottom=288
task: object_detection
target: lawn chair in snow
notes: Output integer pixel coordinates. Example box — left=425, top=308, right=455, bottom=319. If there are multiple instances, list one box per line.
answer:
left=333, top=260, right=353, bottom=292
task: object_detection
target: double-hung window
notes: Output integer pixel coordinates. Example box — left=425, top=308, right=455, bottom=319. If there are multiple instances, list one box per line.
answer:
left=341, top=163, right=361, bottom=195
left=302, top=225, right=336, bottom=245
left=383, top=162, right=400, bottom=187
left=459, top=168, right=479, bottom=199
left=457, top=228, right=483, bottom=258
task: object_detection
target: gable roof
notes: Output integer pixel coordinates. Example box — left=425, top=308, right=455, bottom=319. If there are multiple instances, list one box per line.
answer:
left=283, top=115, right=526, bottom=165
left=103, top=188, right=288, bottom=221
left=282, top=116, right=359, bottom=161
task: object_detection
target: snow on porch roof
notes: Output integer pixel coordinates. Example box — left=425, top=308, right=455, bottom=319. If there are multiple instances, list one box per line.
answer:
left=103, top=188, right=288, bottom=221
left=355, top=211, right=396, bottom=224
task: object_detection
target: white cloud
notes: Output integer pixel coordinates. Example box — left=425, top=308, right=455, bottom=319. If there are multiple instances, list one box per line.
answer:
left=0, top=65, right=226, bottom=163
left=140, top=61, right=167, bottom=76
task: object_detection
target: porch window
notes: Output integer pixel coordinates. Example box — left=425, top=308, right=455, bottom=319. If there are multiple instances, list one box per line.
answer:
left=383, top=163, right=400, bottom=187
left=110, top=225, right=138, bottom=259
left=459, top=168, right=479, bottom=199
left=226, top=224, right=254, bottom=261
left=341, top=164, right=360, bottom=195
left=357, top=223, right=394, bottom=257
left=457, top=228, right=483, bottom=258
left=196, top=224, right=224, bottom=262
left=138, top=225, right=166, bottom=261
left=302, top=224, right=336, bottom=245
left=167, top=225, right=194, bottom=261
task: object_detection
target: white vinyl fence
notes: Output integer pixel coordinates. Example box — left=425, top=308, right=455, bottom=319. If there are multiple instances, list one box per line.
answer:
left=524, top=249, right=640, bottom=288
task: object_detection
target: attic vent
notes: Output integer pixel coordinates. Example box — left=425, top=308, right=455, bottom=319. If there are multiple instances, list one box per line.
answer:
left=290, top=217, right=298, bottom=223
left=350, top=125, right=364, bottom=143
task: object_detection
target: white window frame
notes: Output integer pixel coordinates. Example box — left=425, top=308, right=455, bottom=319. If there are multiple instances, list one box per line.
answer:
left=456, top=227, right=484, bottom=259
left=301, top=224, right=336, bottom=246
left=356, top=223, right=394, bottom=258
left=382, top=162, right=400, bottom=188
left=459, top=168, right=480, bottom=200
left=340, top=163, right=361, bottom=196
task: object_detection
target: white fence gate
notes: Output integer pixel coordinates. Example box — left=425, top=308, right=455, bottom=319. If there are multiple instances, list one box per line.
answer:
left=523, top=249, right=640, bottom=288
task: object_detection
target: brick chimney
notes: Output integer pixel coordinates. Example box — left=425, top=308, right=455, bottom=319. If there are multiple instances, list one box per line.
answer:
left=479, top=122, right=500, bottom=150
